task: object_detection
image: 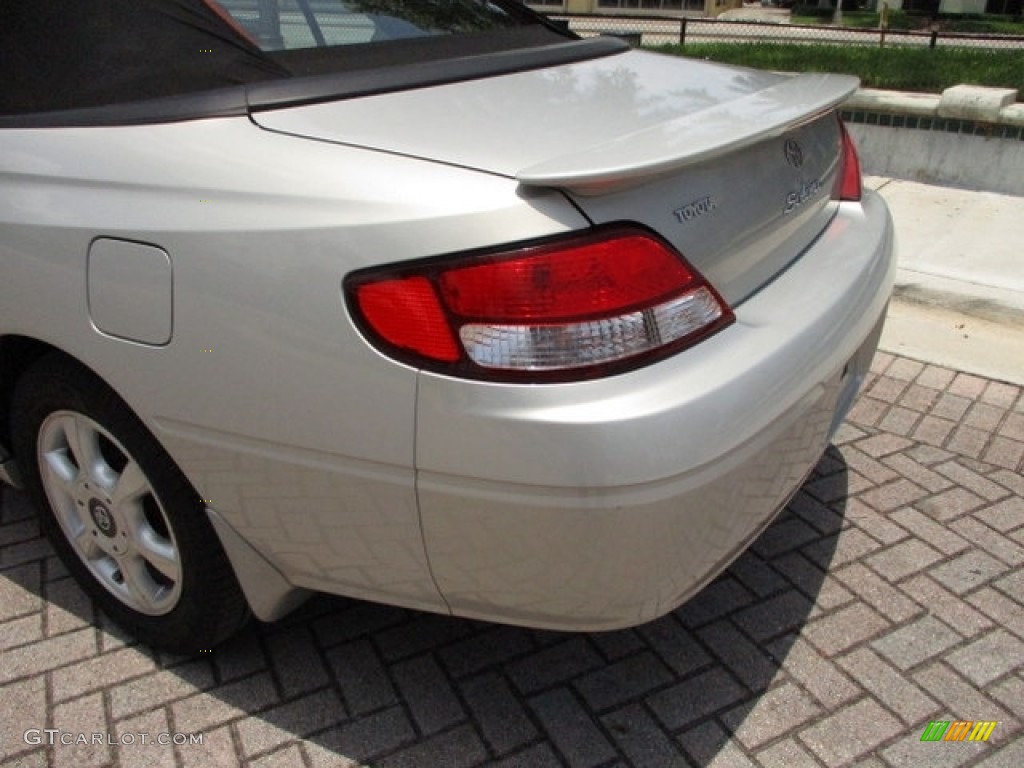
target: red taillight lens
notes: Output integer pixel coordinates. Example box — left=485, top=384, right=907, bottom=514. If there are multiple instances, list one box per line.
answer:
left=438, top=236, right=694, bottom=321
left=837, top=119, right=863, bottom=202
left=347, top=227, right=734, bottom=381
left=355, top=277, right=460, bottom=363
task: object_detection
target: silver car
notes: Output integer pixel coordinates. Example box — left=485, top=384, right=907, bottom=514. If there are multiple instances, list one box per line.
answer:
left=0, top=0, right=894, bottom=654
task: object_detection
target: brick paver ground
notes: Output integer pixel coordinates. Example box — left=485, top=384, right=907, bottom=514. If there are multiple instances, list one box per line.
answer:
left=2, top=352, right=1022, bottom=768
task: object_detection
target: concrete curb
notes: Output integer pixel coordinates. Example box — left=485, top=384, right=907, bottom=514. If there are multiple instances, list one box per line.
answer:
left=843, top=85, right=1024, bottom=196
left=847, top=85, right=1024, bottom=128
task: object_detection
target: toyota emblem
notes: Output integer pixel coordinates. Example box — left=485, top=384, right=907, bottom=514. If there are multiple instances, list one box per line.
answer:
left=784, top=139, right=804, bottom=169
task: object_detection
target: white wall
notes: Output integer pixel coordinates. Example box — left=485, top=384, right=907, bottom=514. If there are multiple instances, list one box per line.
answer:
left=848, top=124, right=1024, bottom=196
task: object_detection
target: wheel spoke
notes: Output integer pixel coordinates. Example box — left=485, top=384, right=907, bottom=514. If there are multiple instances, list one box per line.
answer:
left=135, top=530, right=180, bottom=583
left=73, top=528, right=103, bottom=561
left=40, top=414, right=79, bottom=486
left=118, top=557, right=162, bottom=613
left=40, top=450, right=78, bottom=497
left=41, top=450, right=75, bottom=485
left=61, top=415, right=103, bottom=479
left=112, top=460, right=148, bottom=507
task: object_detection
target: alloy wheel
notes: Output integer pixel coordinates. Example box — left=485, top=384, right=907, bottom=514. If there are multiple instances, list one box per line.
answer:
left=37, top=410, right=182, bottom=615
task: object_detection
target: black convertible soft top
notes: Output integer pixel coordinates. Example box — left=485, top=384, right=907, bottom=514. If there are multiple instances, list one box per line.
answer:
left=0, top=1, right=286, bottom=115
left=0, top=0, right=567, bottom=117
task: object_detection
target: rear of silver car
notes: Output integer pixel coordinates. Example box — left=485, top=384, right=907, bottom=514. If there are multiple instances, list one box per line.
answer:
left=415, top=195, right=891, bottom=629
left=0, top=1, right=894, bottom=643
left=267, top=55, right=896, bottom=629
left=414, top=131, right=893, bottom=629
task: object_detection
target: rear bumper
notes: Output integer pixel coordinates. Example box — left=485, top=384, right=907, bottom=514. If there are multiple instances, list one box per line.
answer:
left=415, top=192, right=895, bottom=630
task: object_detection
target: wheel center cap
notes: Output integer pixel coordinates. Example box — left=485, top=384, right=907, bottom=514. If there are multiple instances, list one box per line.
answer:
left=88, top=499, right=117, bottom=538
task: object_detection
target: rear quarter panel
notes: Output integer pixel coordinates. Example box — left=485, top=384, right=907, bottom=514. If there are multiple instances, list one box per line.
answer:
left=0, top=116, right=586, bottom=607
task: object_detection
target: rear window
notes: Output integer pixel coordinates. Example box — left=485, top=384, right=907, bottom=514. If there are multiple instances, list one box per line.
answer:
left=0, top=0, right=566, bottom=116
left=217, top=0, right=538, bottom=51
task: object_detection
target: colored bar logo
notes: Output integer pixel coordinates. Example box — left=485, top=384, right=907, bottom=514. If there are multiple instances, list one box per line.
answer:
left=920, top=721, right=997, bottom=742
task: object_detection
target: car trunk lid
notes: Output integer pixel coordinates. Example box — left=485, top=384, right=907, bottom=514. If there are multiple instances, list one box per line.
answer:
left=251, top=49, right=857, bottom=305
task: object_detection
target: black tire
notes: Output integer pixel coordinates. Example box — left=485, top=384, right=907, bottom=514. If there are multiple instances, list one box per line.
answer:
left=11, top=354, right=250, bottom=654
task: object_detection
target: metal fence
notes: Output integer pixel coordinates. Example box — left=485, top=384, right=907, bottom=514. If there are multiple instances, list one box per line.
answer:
left=551, top=14, right=1024, bottom=50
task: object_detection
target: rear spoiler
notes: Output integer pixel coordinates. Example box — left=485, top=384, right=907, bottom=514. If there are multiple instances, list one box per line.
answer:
left=516, top=73, right=859, bottom=195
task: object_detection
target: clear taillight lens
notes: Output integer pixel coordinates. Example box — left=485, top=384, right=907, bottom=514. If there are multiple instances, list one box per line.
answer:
left=346, top=227, right=734, bottom=382
left=837, top=119, right=863, bottom=202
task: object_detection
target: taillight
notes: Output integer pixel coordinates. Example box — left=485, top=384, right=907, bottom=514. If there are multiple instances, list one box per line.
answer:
left=346, top=226, right=734, bottom=382
left=837, top=119, right=862, bottom=202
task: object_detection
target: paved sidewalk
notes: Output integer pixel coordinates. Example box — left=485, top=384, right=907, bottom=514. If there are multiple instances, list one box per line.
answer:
left=870, top=177, right=1024, bottom=387
left=2, top=179, right=1023, bottom=767
left=2, top=351, right=1023, bottom=767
